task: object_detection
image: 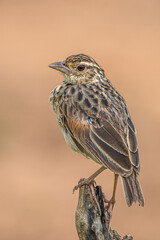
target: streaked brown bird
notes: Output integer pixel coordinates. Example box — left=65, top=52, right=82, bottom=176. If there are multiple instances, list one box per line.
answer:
left=49, top=54, right=144, bottom=210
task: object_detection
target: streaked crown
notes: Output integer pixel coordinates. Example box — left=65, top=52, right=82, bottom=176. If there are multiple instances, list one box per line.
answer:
left=66, top=54, right=97, bottom=65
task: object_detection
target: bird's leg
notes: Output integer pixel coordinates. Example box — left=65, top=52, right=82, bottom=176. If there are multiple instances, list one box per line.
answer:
left=103, top=174, right=119, bottom=226
left=73, top=166, right=106, bottom=193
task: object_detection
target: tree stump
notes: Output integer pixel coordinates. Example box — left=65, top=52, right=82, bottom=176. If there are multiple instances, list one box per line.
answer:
left=75, top=184, right=133, bottom=240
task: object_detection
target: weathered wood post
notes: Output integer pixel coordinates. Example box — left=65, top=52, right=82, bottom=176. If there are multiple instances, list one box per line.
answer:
left=75, top=184, right=133, bottom=240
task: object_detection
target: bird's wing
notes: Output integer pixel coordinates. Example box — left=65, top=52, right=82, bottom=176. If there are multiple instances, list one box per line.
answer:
left=63, top=108, right=132, bottom=176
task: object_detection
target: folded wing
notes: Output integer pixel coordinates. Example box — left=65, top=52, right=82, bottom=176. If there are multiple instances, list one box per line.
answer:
left=65, top=113, right=133, bottom=176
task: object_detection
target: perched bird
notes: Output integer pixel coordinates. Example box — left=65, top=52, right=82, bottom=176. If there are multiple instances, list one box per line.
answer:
left=49, top=54, right=144, bottom=209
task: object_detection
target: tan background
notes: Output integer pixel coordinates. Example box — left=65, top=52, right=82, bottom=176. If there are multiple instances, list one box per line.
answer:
left=1, top=0, right=160, bottom=239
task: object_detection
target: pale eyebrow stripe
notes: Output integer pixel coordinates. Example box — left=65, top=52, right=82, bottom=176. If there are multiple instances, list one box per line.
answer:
left=79, top=62, right=101, bottom=69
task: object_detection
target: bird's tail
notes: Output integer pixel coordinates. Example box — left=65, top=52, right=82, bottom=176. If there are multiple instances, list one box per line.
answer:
left=122, top=171, right=144, bottom=207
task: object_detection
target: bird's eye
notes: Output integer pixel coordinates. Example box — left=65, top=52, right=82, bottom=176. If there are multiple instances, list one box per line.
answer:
left=77, top=65, right=85, bottom=71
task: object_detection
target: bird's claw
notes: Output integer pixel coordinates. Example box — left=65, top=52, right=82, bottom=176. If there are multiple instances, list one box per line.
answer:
left=73, top=178, right=96, bottom=193
left=73, top=178, right=101, bottom=215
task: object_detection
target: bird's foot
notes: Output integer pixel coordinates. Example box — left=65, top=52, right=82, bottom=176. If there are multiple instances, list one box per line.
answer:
left=73, top=178, right=96, bottom=193
left=73, top=178, right=101, bottom=214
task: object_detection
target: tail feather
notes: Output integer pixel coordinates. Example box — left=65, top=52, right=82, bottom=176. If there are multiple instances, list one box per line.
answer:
left=122, top=171, right=144, bottom=207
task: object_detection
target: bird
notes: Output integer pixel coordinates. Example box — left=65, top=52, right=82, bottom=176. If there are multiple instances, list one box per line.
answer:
left=48, top=54, right=144, bottom=210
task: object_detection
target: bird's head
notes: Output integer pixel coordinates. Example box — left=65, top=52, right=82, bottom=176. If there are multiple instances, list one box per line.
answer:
left=48, top=54, right=105, bottom=84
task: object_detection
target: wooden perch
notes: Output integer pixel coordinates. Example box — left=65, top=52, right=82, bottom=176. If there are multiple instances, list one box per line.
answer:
left=75, top=184, right=133, bottom=240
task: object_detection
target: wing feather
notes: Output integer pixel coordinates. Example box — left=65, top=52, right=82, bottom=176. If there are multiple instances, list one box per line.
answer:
left=127, top=117, right=140, bottom=171
left=92, top=121, right=128, bottom=156
left=90, top=129, right=131, bottom=170
left=66, top=115, right=132, bottom=175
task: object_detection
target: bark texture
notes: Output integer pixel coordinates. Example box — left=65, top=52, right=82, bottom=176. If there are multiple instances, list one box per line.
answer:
left=75, top=184, right=133, bottom=240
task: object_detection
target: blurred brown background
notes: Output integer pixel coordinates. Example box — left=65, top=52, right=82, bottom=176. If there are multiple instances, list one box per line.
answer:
left=1, top=0, right=160, bottom=239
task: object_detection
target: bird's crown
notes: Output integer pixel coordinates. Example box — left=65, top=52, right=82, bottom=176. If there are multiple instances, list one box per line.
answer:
left=66, top=54, right=97, bottom=65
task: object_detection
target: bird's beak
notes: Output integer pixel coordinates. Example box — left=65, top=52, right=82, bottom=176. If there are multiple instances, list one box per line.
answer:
left=48, top=61, right=71, bottom=75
